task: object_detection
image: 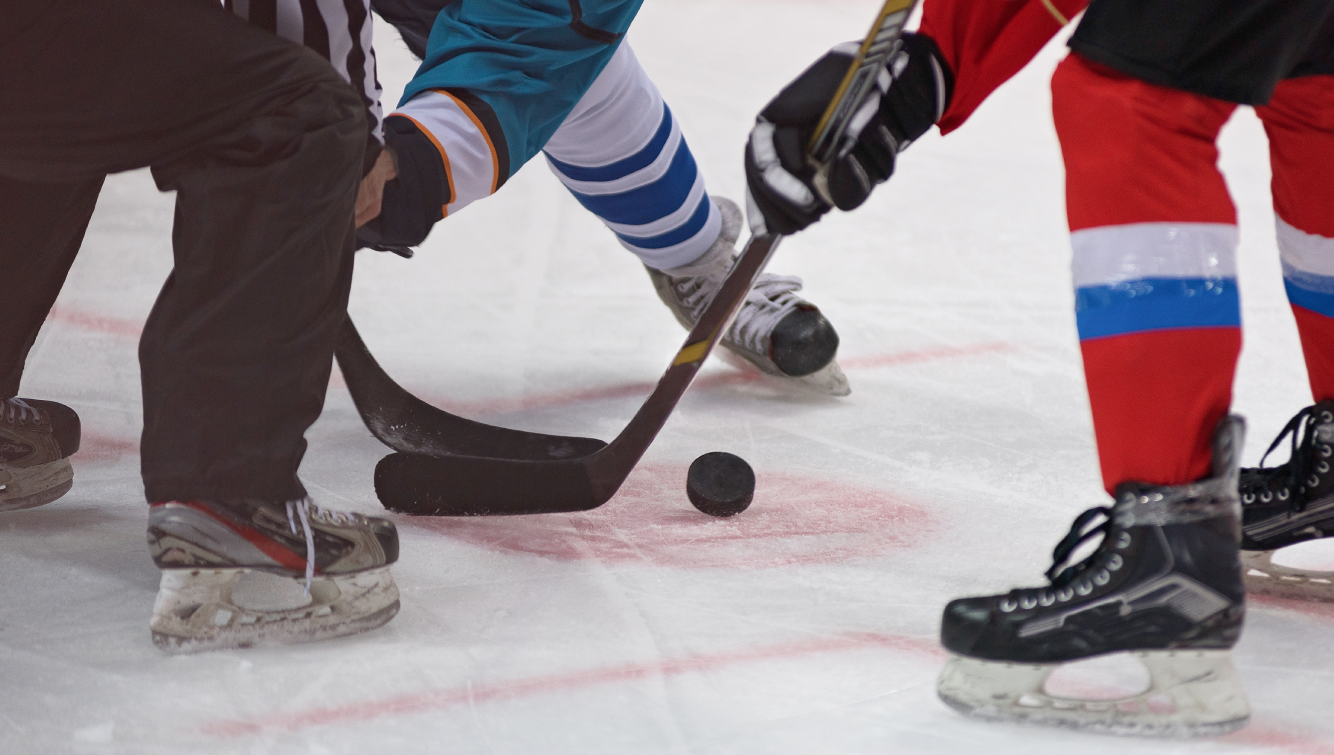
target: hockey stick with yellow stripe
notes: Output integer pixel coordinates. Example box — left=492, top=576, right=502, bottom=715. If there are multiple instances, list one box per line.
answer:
left=373, top=0, right=920, bottom=515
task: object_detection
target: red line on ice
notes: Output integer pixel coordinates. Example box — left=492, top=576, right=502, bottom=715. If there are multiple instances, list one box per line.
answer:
left=1248, top=593, right=1334, bottom=623
left=199, top=632, right=943, bottom=738
left=74, top=431, right=139, bottom=461
left=416, top=463, right=935, bottom=568
left=404, top=341, right=1017, bottom=418
left=48, top=305, right=143, bottom=338
left=42, top=303, right=1013, bottom=415
left=839, top=342, right=1018, bottom=371
left=1223, top=721, right=1334, bottom=754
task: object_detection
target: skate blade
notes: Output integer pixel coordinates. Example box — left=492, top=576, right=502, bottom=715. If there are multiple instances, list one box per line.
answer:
left=150, top=566, right=399, bottom=654
left=1243, top=549, right=1334, bottom=602
left=0, top=459, right=73, bottom=512
left=718, top=348, right=852, bottom=397
left=937, top=650, right=1250, bottom=737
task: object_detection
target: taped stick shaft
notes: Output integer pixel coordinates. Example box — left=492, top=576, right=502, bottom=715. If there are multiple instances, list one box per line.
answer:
left=807, top=0, right=918, bottom=165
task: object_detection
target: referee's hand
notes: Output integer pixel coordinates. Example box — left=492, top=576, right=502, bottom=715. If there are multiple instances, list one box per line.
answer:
left=355, top=150, right=397, bottom=228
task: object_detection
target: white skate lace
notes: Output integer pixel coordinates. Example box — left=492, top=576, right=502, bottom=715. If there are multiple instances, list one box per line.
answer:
left=285, top=498, right=351, bottom=596
left=671, top=270, right=806, bottom=356
left=2, top=398, right=39, bottom=423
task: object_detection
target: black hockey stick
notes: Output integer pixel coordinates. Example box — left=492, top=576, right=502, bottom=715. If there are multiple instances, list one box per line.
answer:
left=336, top=318, right=606, bottom=461
left=371, top=0, right=918, bottom=515
left=373, top=233, right=783, bottom=515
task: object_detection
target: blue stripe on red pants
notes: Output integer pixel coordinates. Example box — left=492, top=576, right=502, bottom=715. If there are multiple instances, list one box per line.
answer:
left=1260, top=75, right=1334, bottom=404
left=1053, top=53, right=1242, bottom=493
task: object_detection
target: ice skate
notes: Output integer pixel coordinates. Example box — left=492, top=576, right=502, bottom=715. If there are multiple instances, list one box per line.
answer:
left=1238, top=401, right=1334, bottom=601
left=937, top=417, right=1250, bottom=736
left=0, top=398, right=80, bottom=512
left=147, top=498, right=400, bottom=653
left=645, top=197, right=850, bottom=397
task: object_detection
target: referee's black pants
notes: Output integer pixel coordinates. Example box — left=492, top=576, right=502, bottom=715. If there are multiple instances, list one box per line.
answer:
left=0, top=0, right=367, bottom=503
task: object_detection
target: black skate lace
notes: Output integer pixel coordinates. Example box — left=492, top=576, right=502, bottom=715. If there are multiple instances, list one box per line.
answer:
left=672, top=270, right=806, bottom=356
left=1043, top=506, right=1114, bottom=588
left=1242, top=405, right=1332, bottom=511
left=2, top=398, right=39, bottom=424
left=997, top=506, right=1127, bottom=612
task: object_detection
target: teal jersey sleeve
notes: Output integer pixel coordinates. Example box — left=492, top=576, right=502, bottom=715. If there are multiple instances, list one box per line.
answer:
left=400, top=0, right=644, bottom=184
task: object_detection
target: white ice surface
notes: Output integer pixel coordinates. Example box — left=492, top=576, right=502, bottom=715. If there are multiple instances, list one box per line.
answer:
left=5, top=1, right=1334, bottom=753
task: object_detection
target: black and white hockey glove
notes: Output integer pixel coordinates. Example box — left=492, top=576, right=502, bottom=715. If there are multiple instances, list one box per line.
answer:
left=355, top=115, right=453, bottom=257
left=744, top=33, right=953, bottom=236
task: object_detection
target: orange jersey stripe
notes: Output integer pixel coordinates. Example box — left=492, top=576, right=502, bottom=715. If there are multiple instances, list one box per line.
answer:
left=433, top=88, right=501, bottom=195
left=396, top=113, right=456, bottom=219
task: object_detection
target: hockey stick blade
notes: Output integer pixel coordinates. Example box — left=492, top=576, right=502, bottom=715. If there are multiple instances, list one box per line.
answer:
left=336, top=317, right=606, bottom=461
left=374, top=234, right=782, bottom=516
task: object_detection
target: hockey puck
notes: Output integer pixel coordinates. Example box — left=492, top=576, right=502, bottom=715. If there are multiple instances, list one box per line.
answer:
left=687, top=452, right=755, bottom=517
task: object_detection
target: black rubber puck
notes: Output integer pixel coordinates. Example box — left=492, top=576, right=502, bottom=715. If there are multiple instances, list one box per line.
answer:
left=687, top=452, right=755, bottom=517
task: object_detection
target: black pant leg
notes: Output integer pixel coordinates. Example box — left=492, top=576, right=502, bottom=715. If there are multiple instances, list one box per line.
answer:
left=0, top=0, right=367, bottom=502
left=0, top=175, right=104, bottom=398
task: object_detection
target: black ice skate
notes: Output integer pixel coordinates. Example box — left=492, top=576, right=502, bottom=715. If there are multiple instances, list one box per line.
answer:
left=147, top=499, right=400, bottom=653
left=1239, top=401, right=1334, bottom=601
left=936, top=416, right=1249, bottom=736
left=0, top=397, right=80, bottom=512
left=645, top=197, right=850, bottom=396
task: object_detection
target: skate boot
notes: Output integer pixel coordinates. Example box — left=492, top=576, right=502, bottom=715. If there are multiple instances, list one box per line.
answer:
left=645, top=197, right=850, bottom=396
left=937, top=416, right=1250, bottom=736
left=147, top=498, right=400, bottom=653
left=1238, top=401, right=1334, bottom=601
left=1, top=397, right=80, bottom=512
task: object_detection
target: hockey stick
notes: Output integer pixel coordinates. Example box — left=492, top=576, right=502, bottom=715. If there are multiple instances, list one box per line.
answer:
left=336, top=318, right=607, bottom=461
left=372, top=0, right=919, bottom=516
left=808, top=0, right=918, bottom=164
left=374, top=233, right=781, bottom=515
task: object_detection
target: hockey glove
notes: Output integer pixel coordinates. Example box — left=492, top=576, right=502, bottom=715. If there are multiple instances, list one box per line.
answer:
left=355, top=115, right=452, bottom=256
left=744, top=33, right=953, bottom=236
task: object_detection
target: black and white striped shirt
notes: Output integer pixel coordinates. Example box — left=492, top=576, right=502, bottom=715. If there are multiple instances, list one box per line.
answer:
left=226, top=0, right=384, bottom=143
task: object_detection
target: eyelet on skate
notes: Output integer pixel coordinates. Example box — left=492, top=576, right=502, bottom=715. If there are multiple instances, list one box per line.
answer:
left=1309, top=475, right=1321, bottom=487
left=999, top=598, right=1018, bottom=612
left=1277, top=489, right=1290, bottom=501
left=1322, top=411, right=1332, bottom=423
left=1075, top=581, right=1093, bottom=596
left=1321, top=444, right=1332, bottom=458
left=1107, top=554, right=1123, bottom=571
left=1020, top=595, right=1037, bottom=610
left=1093, top=569, right=1111, bottom=586
left=1115, top=532, right=1131, bottom=549
left=1039, top=592, right=1056, bottom=607
left=1318, top=461, right=1330, bottom=474
left=1242, top=493, right=1255, bottom=503
left=1057, top=587, right=1074, bottom=602
left=1260, top=491, right=1273, bottom=503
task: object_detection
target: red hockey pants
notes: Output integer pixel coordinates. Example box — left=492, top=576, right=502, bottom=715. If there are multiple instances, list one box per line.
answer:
left=1052, top=53, right=1334, bottom=493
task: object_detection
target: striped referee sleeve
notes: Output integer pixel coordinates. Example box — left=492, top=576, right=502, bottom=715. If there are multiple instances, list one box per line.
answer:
left=226, top=0, right=385, bottom=144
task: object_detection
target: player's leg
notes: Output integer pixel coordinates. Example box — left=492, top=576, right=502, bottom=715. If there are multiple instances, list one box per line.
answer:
left=0, top=176, right=95, bottom=511
left=543, top=43, right=849, bottom=395
left=1060, top=57, right=1242, bottom=492
left=1238, top=75, right=1334, bottom=599
left=937, top=54, right=1248, bottom=734
left=0, top=0, right=398, bottom=649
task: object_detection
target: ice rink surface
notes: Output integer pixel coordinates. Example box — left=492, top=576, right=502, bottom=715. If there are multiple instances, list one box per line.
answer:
left=6, top=1, right=1334, bottom=753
